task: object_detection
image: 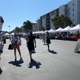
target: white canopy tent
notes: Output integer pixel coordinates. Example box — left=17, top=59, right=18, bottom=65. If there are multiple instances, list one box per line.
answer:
left=59, top=26, right=72, bottom=38
left=33, top=31, right=45, bottom=34
left=61, top=26, right=71, bottom=32
left=33, top=32, right=36, bottom=34
left=36, top=31, right=41, bottom=34
left=39, top=31, right=45, bottom=34
left=33, top=31, right=38, bottom=34
left=4, top=33, right=10, bottom=38
left=11, top=33, right=14, bottom=35
left=44, top=30, right=48, bottom=33
left=70, top=24, right=80, bottom=31
left=4, top=33, right=9, bottom=36
left=48, top=29, right=55, bottom=33
left=55, top=27, right=63, bottom=32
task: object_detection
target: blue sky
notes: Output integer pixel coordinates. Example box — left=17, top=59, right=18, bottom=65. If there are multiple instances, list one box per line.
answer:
left=0, top=0, right=70, bottom=31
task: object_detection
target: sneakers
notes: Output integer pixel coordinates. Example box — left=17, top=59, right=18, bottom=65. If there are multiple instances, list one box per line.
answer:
left=20, top=58, right=23, bottom=61
left=14, top=57, right=23, bottom=62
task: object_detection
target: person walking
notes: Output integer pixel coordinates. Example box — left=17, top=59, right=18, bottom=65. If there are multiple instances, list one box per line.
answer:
left=26, top=31, right=36, bottom=62
left=46, top=32, right=51, bottom=51
left=42, top=34, right=46, bottom=45
left=0, top=16, right=4, bottom=32
left=2, top=36, right=6, bottom=44
left=11, top=33, right=23, bottom=61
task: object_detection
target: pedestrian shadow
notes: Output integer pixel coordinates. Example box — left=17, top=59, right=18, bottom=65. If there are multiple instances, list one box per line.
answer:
left=48, top=50, right=57, bottom=54
left=0, top=68, right=2, bottom=75
left=75, top=51, right=80, bottom=54
left=8, top=60, right=24, bottom=67
left=28, top=59, right=41, bottom=69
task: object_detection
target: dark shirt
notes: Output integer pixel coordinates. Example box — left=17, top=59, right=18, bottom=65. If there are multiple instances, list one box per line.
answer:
left=27, top=35, right=35, bottom=45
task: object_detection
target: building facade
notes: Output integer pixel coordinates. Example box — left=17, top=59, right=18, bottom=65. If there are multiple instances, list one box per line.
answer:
left=32, top=23, right=37, bottom=32
left=36, top=0, right=80, bottom=30
left=36, top=19, right=41, bottom=31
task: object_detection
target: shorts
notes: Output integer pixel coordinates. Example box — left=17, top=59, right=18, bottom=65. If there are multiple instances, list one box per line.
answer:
left=13, top=44, right=20, bottom=49
left=27, top=43, right=34, bottom=51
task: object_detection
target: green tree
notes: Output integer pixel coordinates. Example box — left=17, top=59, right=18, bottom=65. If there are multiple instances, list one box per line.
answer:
left=52, top=15, right=73, bottom=29
left=41, top=26, right=45, bottom=31
left=23, top=20, right=32, bottom=32
left=14, top=27, right=22, bottom=33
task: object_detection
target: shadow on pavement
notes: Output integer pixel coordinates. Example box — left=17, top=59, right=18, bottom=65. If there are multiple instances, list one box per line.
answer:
left=28, top=59, right=41, bottom=69
left=8, top=60, right=24, bottom=67
left=48, top=50, right=57, bottom=54
left=75, top=51, right=80, bottom=54
left=0, top=68, right=2, bottom=75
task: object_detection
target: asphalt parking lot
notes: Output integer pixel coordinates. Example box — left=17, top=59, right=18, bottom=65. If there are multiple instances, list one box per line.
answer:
left=0, top=38, right=80, bottom=80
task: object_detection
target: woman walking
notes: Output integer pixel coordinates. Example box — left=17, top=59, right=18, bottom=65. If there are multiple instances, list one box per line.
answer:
left=26, top=31, right=36, bottom=62
left=11, top=33, right=23, bottom=61
left=46, top=32, right=51, bottom=51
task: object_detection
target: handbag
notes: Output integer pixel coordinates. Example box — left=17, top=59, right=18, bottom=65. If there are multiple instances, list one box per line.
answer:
left=8, top=44, right=13, bottom=50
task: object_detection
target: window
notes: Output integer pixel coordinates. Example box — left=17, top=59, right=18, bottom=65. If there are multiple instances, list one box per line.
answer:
left=68, top=12, right=70, bottom=15
left=51, top=11, right=54, bottom=16
left=73, top=3, right=74, bottom=6
left=73, top=14, right=74, bottom=17
left=42, top=15, right=45, bottom=19
left=78, top=17, right=80, bottom=20
left=78, top=1, right=80, bottom=4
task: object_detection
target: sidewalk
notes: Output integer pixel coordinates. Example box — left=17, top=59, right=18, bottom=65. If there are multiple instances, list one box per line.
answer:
left=0, top=38, right=80, bottom=80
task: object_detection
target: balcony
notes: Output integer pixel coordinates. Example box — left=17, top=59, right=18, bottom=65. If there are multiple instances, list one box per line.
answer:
left=46, top=13, right=50, bottom=18
left=46, top=18, right=50, bottom=21
left=46, top=19, right=50, bottom=23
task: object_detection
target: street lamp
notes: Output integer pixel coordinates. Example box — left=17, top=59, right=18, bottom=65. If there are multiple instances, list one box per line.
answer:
left=8, top=26, right=10, bottom=39
left=9, top=26, right=10, bottom=33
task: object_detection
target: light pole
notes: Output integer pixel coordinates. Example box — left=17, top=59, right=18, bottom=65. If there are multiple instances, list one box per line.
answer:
left=9, top=26, right=10, bottom=33
left=8, top=26, right=10, bottom=39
